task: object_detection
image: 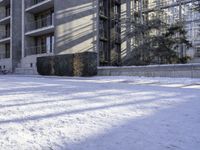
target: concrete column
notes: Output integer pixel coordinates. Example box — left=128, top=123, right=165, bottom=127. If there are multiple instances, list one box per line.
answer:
left=126, top=0, right=131, bottom=53
left=12, top=0, right=22, bottom=71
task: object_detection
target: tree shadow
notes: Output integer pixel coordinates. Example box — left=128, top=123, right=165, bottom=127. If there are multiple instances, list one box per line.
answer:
left=0, top=76, right=200, bottom=150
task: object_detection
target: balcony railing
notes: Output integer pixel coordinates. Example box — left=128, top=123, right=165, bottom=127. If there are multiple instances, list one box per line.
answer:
left=26, top=0, right=46, bottom=8
left=196, top=49, right=200, bottom=57
left=0, top=10, right=10, bottom=20
left=25, top=44, right=53, bottom=56
left=142, top=0, right=195, bottom=12
left=26, top=15, right=54, bottom=32
left=0, top=31, right=10, bottom=40
left=0, top=53, right=9, bottom=59
left=0, top=54, right=6, bottom=59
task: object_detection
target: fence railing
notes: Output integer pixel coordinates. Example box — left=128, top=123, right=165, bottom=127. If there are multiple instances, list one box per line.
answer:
left=26, top=15, right=54, bottom=32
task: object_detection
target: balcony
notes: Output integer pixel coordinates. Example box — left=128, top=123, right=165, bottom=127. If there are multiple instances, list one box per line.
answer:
left=0, top=5, right=10, bottom=24
left=25, top=0, right=54, bottom=13
left=0, top=31, right=10, bottom=43
left=0, top=0, right=10, bottom=6
left=142, top=0, right=199, bottom=13
left=0, top=53, right=9, bottom=59
left=0, top=13, right=10, bottom=25
left=25, top=44, right=53, bottom=56
left=25, top=15, right=54, bottom=36
left=196, top=49, right=200, bottom=57
left=0, top=53, right=6, bottom=59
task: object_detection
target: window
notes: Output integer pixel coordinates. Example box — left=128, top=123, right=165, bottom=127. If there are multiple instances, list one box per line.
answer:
left=5, top=24, right=10, bottom=38
left=35, top=34, right=54, bottom=54
left=5, top=43, right=10, bottom=58
left=5, top=5, right=10, bottom=17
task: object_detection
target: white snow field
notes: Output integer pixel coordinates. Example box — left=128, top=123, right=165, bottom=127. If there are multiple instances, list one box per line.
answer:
left=0, top=75, right=200, bottom=150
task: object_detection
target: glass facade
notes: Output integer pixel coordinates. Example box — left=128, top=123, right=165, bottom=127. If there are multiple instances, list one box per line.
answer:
left=100, top=0, right=200, bottom=66
left=99, top=0, right=121, bottom=66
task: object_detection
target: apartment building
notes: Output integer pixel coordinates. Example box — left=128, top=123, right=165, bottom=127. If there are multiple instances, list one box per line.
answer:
left=17, top=0, right=97, bottom=74
left=98, top=0, right=121, bottom=66
left=0, top=0, right=200, bottom=74
left=20, top=0, right=55, bottom=74
left=0, top=0, right=22, bottom=72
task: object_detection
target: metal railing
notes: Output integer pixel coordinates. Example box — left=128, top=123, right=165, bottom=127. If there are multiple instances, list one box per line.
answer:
left=26, top=0, right=46, bottom=8
left=0, top=54, right=5, bottom=59
left=26, top=15, right=54, bottom=32
left=0, top=53, right=9, bottom=59
left=0, top=31, right=10, bottom=40
left=25, top=44, right=54, bottom=56
left=25, top=45, right=47, bottom=56
left=0, top=9, right=10, bottom=20
left=142, top=0, right=198, bottom=12
left=196, top=49, right=200, bottom=57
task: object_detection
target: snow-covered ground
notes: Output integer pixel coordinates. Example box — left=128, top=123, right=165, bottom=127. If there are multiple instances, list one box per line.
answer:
left=0, top=75, right=200, bottom=150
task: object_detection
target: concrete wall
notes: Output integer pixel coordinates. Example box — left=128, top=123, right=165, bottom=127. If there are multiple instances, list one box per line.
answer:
left=12, top=0, right=22, bottom=71
left=20, top=53, right=53, bottom=74
left=98, top=64, right=200, bottom=78
left=54, top=0, right=97, bottom=55
left=0, top=58, right=12, bottom=71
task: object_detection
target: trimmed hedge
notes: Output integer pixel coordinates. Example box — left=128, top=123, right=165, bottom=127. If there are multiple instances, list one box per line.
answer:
left=37, top=52, right=97, bottom=76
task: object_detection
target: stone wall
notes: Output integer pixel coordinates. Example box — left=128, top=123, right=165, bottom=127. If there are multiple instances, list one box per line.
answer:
left=98, top=64, right=200, bottom=78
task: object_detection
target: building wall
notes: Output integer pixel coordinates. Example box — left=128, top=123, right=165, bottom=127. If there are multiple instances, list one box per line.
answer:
left=0, top=0, right=12, bottom=71
left=54, top=0, right=97, bottom=55
left=0, top=58, right=12, bottom=71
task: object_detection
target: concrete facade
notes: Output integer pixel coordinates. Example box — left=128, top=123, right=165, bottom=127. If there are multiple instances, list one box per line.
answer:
left=16, top=0, right=98, bottom=74
left=54, top=0, right=97, bottom=54
left=0, top=0, right=22, bottom=72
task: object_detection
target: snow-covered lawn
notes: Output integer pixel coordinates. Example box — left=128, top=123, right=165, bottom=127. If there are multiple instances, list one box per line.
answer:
left=0, top=75, right=200, bottom=150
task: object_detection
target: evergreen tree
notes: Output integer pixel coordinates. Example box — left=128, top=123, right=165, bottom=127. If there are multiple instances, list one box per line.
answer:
left=194, top=1, right=200, bottom=12
left=123, top=18, right=191, bottom=66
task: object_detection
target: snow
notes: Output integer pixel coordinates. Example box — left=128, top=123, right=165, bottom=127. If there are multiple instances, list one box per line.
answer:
left=0, top=75, right=200, bottom=150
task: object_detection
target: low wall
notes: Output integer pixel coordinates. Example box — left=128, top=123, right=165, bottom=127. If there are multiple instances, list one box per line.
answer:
left=98, top=64, right=200, bottom=78
left=0, top=59, right=12, bottom=72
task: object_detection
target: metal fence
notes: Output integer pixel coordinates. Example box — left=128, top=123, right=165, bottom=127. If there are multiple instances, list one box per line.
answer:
left=0, top=31, right=10, bottom=40
left=25, top=15, right=53, bottom=32
left=25, top=45, right=48, bottom=56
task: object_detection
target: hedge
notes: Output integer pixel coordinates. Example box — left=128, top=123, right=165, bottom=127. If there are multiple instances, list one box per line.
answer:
left=37, top=52, right=97, bottom=77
